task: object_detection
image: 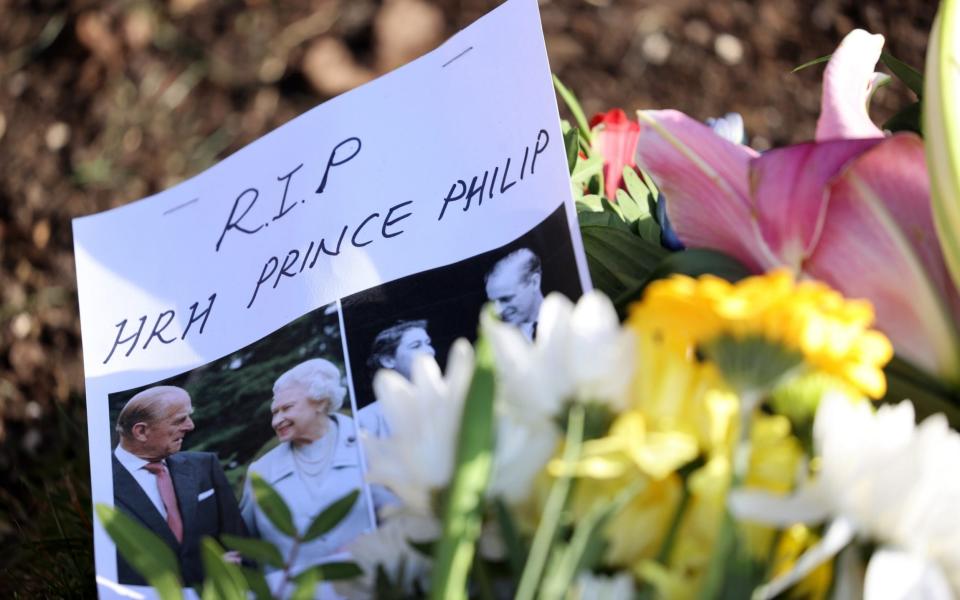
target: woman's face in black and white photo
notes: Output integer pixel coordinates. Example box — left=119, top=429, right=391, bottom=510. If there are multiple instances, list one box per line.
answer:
left=387, top=327, right=435, bottom=380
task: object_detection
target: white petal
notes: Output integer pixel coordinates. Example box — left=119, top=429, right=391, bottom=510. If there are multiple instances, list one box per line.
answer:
left=728, top=487, right=831, bottom=527
left=864, top=548, right=954, bottom=600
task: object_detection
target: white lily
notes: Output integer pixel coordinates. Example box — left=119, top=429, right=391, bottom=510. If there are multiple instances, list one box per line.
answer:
left=730, top=394, right=960, bottom=599
left=363, top=339, right=475, bottom=515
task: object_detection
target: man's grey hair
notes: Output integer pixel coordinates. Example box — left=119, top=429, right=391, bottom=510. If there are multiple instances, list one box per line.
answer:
left=485, top=248, right=542, bottom=285
left=273, top=358, right=347, bottom=412
left=116, top=385, right=188, bottom=438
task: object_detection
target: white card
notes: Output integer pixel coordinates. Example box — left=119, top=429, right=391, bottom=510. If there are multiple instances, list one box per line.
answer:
left=75, top=0, right=591, bottom=596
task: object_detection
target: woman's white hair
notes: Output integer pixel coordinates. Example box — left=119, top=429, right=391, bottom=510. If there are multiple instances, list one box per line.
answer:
left=273, top=358, right=347, bottom=412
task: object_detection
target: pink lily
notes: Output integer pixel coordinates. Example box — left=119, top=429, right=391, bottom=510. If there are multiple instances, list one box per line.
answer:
left=634, top=29, right=960, bottom=383
left=590, top=108, right=642, bottom=201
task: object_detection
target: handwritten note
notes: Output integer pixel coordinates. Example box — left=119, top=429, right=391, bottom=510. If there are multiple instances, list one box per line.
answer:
left=76, top=0, right=590, bottom=595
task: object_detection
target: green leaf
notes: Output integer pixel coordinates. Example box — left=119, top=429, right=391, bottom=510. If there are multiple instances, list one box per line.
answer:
left=249, top=473, right=297, bottom=538
left=313, top=561, right=364, bottom=581
left=884, top=356, right=960, bottom=428
left=570, top=154, right=603, bottom=188
left=577, top=208, right=629, bottom=231
left=493, top=497, right=527, bottom=576
left=563, top=126, right=580, bottom=174
left=612, top=248, right=752, bottom=315
left=622, top=166, right=652, bottom=207
left=221, top=534, right=284, bottom=569
left=580, top=225, right=669, bottom=300
left=539, top=481, right=641, bottom=600
left=575, top=194, right=604, bottom=213
left=95, top=504, right=184, bottom=600
left=291, top=566, right=318, bottom=600
left=429, top=334, right=496, bottom=600
left=408, top=539, right=435, bottom=558
left=241, top=567, right=273, bottom=600
left=553, top=74, right=592, bottom=145
left=792, top=53, right=832, bottom=72
left=199, top=538, right=248, bottom=600
left=515, top=404, right=586, bottom=600
left=881, top=51, right=924, bottom=97
left=303, top=489, right=360, bottom=542
left=883, top=100, right=922, bottom=134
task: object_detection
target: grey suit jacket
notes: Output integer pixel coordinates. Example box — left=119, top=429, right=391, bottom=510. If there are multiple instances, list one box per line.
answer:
left=112, top=451, right=247, bottom=586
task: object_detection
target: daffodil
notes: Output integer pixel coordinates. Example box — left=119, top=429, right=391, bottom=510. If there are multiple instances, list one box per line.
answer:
left=634, top=28, right=960, bottom=384
left=730, top=394, right=960, bottom=599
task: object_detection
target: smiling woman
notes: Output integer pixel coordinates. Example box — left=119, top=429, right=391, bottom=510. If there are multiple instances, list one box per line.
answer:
left=239, top=359, right=376, bottom=582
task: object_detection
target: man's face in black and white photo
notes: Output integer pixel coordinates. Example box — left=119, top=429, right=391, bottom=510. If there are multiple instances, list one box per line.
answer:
left=485, top=262, right=542, bottom=327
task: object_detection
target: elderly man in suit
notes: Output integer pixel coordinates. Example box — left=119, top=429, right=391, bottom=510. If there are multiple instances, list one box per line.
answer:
left=112, top=385, right=247, bottom=586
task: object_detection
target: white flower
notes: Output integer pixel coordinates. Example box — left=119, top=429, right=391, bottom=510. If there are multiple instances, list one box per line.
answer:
left=483, top=290, right=635, bottom=504
left=363, top=339, right=475, bottom=515
left=571, top=572, right=635, bottom=600
left=486, top=290, right=636, bottom=417
left=335, top=508, right=439, bottom=598
left=730, top=394, right=960, bottom=599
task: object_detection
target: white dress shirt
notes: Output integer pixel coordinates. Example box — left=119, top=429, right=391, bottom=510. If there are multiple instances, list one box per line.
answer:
left=114, top=444, right=167, bottom=518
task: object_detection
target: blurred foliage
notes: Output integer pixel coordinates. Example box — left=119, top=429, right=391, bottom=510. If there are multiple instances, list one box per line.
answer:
left=0, top=399, right=95, bottom=598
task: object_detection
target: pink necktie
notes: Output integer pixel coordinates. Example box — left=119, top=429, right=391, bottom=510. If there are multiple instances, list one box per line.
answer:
left=144, top=461, right=184, bottom=543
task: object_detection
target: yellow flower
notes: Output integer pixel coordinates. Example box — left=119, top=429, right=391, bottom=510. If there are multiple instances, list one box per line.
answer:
left=628, top=270, right=893, bottom=399
left=571, top=469, right=683, bottom=567
left=740, top=415, right=804, bottom=560
left=769, top=524, right=833, bottom=600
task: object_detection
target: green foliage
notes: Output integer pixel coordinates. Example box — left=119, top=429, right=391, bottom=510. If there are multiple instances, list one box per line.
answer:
left=303, top=489, right=360, bottom=542
left=221, top=534, right=284, bottom=569
left=429, top=334, right=496, bottom=600
left=200, top=538, right=247, bottom=600
left=0, top=400, right=95, bottom=599
left=538, top=482, right=639, bottom=600
left=612, top=248, right=752, bottom=316
left=95, top=504, right=184, bottom=600
left=880, top=51, right=924, bottom=97
left=249, top=472, right=297, bottom=538
left=562, top=125, right=580, bottom=174
left=515, top=404, right=585, bottom=600
left=884, top=100, right=922, bottom=134
left=580, top=225, right=668, bottom=302
left=553, top=74, right=593, bottom=145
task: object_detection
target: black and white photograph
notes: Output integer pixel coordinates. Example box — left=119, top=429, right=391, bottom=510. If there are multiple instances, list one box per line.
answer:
left=341, top=204, right=583, bottom=438
left=106, top=302, right=377, bottom=589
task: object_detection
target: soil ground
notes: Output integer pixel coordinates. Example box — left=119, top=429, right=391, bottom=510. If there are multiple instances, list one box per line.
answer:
left=0, top=0, right=936, bottom=593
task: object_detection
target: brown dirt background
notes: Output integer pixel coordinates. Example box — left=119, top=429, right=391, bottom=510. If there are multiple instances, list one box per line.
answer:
left=0, top=0, right=935, bottom=586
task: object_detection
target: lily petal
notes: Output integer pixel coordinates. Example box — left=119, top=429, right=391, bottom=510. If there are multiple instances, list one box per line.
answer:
left=635, top=109, right=770, bottom=271
left=806, top=134, right=960, bottom=381
left=815, top=29, right=886, bottom=141
left=750, top=139, right=881, bottom=269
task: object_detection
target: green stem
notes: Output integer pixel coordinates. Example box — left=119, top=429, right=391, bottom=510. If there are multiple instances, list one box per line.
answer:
left=515, top=404, right=586, bottom=600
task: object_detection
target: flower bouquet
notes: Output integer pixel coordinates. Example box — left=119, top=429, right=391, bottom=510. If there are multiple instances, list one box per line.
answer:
left=100, top=0, right=960, bottom=597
